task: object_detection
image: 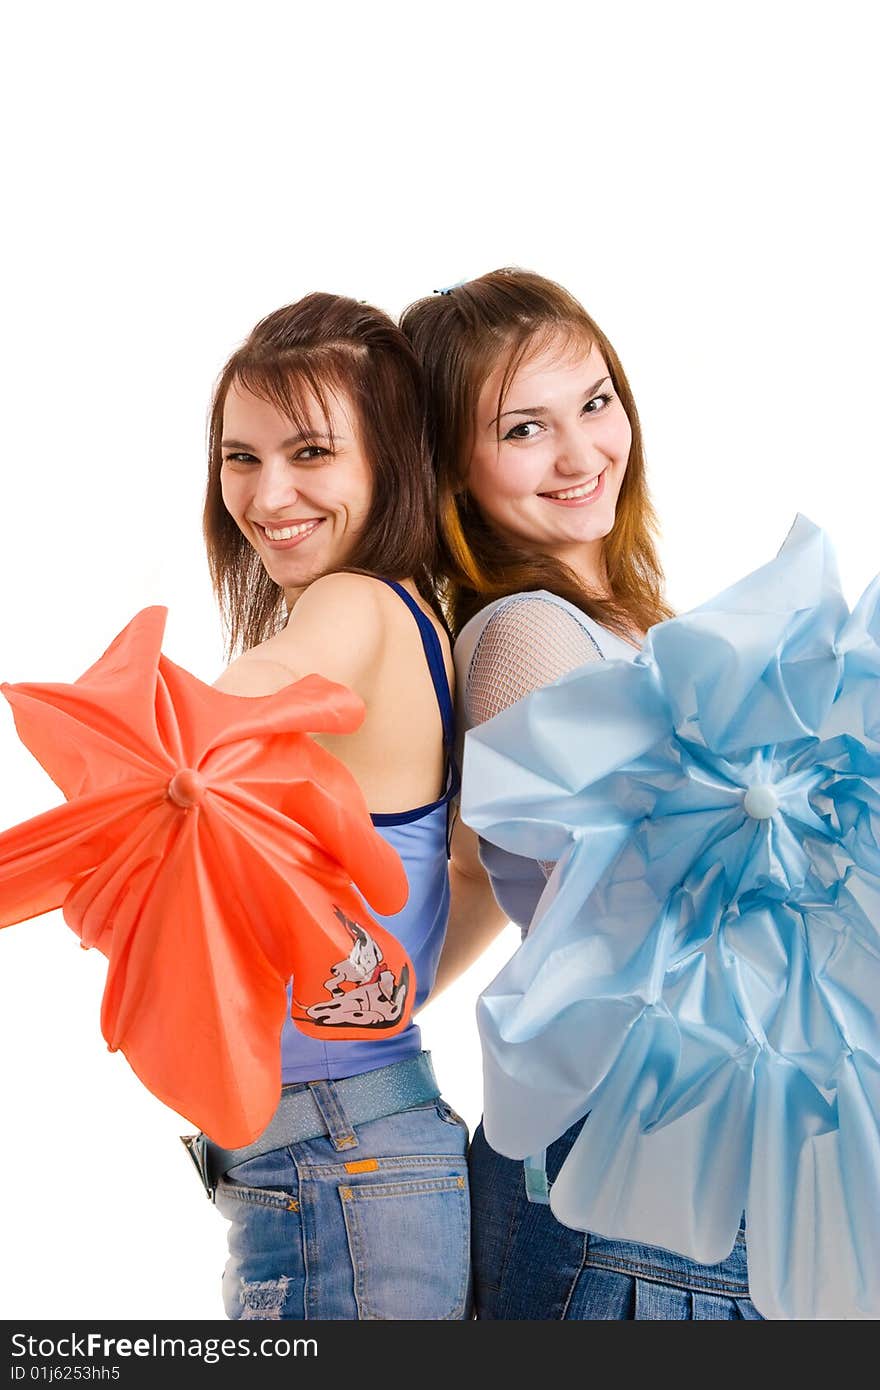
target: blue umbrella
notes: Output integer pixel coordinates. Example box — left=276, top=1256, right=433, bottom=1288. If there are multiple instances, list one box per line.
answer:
left=463, top=515, right=880, bottom=1320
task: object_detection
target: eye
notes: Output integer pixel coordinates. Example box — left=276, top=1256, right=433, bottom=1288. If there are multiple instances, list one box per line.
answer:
left=223, top=452, right=258, bottom=465
left=502, top=421, right=544, bottom=442
left=583, top=392, right=613, bottom=415
left=296, top=445, right=331, bottom=461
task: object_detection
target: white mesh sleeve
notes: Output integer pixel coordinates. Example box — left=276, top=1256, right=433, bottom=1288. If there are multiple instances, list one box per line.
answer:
left=464, top=594, right=603, bottom=728
left=464, top=596, right=603, bottom=880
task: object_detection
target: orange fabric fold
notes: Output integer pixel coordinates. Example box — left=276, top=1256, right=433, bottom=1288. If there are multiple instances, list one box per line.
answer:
left=0, top=608, right=414, bottom=1146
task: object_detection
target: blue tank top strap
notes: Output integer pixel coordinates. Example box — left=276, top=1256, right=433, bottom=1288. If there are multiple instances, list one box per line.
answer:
left=370, top=580, right=459, bottom=825
left=377, top=580, right=455, bottom=751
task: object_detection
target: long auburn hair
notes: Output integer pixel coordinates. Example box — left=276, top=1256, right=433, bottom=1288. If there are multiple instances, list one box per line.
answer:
left=204, top=293, right=439, bottom=657
left=400, top=268, right=673, bottom=638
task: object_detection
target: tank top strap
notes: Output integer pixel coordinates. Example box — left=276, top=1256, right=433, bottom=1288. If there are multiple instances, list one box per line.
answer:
left=377, top=580, right=455, bottom=752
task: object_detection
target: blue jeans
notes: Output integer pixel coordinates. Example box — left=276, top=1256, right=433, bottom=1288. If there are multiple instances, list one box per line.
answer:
left=470, top=1119, right=763, bottom=1320
left=215, top=1088, right=472, bottom=1320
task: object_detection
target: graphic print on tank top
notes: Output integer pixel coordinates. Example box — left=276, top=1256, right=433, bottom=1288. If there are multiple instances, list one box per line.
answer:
left=292, top=904, right=411, bottom=1030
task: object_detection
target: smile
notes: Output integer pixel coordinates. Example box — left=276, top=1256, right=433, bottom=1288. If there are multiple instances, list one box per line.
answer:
left=256, top=519, right=325, bottom=548
left=539, top=469, right=607, bottom=506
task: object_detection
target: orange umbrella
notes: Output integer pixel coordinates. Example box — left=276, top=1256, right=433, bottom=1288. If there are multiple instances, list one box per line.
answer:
left=0, top=607, right=412, bottom=1147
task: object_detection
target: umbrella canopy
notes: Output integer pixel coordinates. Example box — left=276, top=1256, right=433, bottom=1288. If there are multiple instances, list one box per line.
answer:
left=463, top=515, right=880, bottom=1320
left=0, top=607, right=412, bottom=1147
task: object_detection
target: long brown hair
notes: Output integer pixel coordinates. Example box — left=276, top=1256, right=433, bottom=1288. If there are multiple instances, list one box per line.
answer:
left=204, top=293, right=439, bottom=656
left=400, top=269, right=673, bottom=638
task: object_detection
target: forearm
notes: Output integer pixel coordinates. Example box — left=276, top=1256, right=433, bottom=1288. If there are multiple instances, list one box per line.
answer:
left=428, top=860, right=510, bottom=1001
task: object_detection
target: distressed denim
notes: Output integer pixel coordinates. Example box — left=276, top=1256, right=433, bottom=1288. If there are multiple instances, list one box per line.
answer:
left=470, top=1120, right=764, bottom=1320
left=216, top=1096, right=471, bottom=1320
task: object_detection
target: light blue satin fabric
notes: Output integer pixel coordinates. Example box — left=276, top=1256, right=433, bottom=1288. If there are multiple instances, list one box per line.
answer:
left=462, top=515, right=880, bottom=1321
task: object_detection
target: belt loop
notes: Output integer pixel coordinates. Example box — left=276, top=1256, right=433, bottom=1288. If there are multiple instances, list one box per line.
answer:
left=523, top=1151, right=550, bottom=1204
left=308, top=1079, right=359, bottom=1151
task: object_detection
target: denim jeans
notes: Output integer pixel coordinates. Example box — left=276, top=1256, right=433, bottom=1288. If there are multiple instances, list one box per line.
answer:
left=470, top=1119, right=763, bottom=1320
left=215, top=1088, right=472, bottom=1320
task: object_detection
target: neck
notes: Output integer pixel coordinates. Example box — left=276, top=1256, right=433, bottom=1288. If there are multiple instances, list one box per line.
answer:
left=283, top=584, right=307, bottom=615
left=545, top=541, right=610, bottom=599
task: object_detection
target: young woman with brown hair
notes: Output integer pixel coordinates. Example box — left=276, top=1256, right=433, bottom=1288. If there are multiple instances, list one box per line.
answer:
left=401, top=269, right=762, bottom=1319
left=197, top=292, right=470, bottom=1320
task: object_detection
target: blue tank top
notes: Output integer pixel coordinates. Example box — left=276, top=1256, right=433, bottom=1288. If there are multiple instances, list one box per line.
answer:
left=280, top=580, right=456, bottom=1083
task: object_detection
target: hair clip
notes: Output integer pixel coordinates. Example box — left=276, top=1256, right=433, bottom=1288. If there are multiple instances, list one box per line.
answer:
left=434, top=280, right=468, bottom=296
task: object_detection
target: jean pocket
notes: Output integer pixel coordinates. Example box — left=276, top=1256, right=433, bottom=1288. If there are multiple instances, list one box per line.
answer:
left=339, top=1171, right=471, bottom=1320
left=217, top=1150, right=300, bottom=1212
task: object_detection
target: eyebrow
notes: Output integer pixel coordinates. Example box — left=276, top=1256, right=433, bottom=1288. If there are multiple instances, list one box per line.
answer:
left=220, top=432, right=339, bottom=450
left=488, top=376, right=611, bottom=428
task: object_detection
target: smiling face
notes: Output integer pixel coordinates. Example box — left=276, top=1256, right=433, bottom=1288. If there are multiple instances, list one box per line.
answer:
left=220, top=378, right=374, bottom=606
left=467, top=335, right=632, bottom=589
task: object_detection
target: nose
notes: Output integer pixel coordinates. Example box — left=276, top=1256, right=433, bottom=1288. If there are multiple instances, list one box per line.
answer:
left=252, top=456, right=299, bottom=516
left=552, top=426, right=603, bottom=478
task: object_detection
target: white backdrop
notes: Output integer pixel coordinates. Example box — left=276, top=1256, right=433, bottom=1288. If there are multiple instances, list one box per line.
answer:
left=1, top=0, right=877, bottom=1320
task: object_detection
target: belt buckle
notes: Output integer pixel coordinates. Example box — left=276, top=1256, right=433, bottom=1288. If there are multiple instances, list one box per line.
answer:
left=180, top=1133, right=216, bottom=1202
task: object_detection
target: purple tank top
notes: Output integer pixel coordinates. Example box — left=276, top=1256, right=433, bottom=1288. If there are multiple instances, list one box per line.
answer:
left=279, top=581, right=456, bottom=1082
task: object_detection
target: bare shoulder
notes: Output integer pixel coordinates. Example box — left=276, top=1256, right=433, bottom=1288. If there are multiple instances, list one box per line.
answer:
left=214, top=576, right=450, bottom=701
left=293, top=571, right=388, bottom=617
left=294, top=573, right=450, bottom=657
left=211, top=576, right=386, bottom=697
left=268, top=573, right=392, bottom=692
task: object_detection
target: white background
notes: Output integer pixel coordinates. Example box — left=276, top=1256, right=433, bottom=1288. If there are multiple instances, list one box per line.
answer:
left=1, top=0, right=877, bottom=1320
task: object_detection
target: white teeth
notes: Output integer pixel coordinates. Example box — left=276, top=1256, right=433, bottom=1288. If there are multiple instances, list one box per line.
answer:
left=263, top=521, right=321, bottom=541
left=544, top=475, right=601, bottom=500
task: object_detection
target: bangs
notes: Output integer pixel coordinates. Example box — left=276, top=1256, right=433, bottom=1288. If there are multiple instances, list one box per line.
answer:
left=233, top=345, right=367, bottom=449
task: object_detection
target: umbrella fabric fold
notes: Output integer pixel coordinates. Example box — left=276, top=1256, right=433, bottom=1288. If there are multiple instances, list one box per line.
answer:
left=463, top=514, right=880, bottom=1319
left=0, top=607, right=413, bottom=1148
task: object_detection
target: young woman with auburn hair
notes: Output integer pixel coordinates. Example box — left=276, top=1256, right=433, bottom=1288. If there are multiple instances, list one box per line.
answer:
left=197, top=293, right=471, bottom=1321
left=401, top=269, right=762, bottom=1320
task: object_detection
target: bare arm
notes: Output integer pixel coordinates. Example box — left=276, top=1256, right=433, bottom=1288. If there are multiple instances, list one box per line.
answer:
left=211, top=573, right=384, bottom=698
left=428, top=809, right=511, bottom=1000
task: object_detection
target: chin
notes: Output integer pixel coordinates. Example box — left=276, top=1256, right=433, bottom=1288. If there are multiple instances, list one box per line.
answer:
left=261, top=557, right=320, bottom=591
left=570, top=515, right=615, bottom=541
